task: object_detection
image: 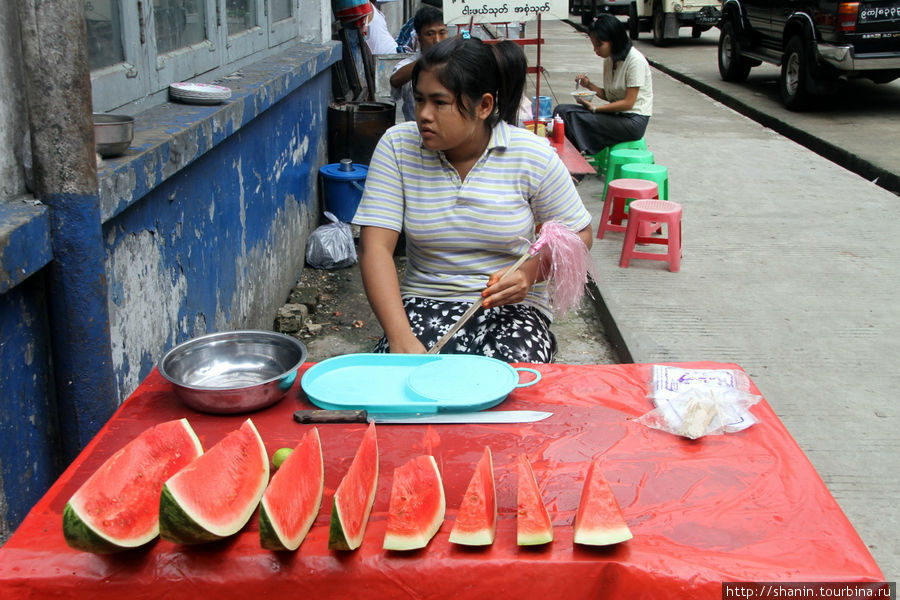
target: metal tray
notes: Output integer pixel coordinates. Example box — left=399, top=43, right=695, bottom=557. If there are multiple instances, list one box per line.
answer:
left=300, top=353, right=541, bottom=413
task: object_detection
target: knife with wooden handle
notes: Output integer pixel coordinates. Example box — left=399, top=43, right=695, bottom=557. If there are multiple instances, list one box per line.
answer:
left=293, top=409, right=552, bottom=424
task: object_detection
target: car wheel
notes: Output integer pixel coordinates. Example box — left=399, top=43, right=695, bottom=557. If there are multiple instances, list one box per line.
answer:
left=629, top=3, right=640, bottom=40
left=781, top=35, right=813, bottom=111
left=652, top=1, right=669, bottom=46
left=718, top=20, right=752, bottom=82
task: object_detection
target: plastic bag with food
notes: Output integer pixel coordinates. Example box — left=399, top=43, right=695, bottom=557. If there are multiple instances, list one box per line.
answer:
left=305, top=211, right=357, bottom=270
left=636, top=366, right=762, bottom=439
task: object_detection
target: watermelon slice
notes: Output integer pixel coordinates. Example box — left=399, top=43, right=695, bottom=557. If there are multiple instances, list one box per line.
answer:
left=63, top=418, right=203, bottom=553
left=449, top=447, right=496, bottom=546
left=573, top=458, right=633, bottom=546
left=159, top=418, right=269, bottom=544
left=328, top=422, right=378, bottom=550
left=383, top=455, right=446, bottom=551
left=259, top=428, right=324, bottom=551
left=516, top=454, right=553, bottom=546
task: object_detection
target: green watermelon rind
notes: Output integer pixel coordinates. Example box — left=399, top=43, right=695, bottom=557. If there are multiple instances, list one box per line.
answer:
left=448, top=447, right=496, bottom=547
left=159, top=484, right=225, bottom=544
left=62, top=418, right=204, bottom=554
left=327, top=496, right=354, bottom=550
left=258, top=503, right=287, bottom=551
left=158, top=419, right=269, bottom=545
left=62, top=503, right=138, bottom=554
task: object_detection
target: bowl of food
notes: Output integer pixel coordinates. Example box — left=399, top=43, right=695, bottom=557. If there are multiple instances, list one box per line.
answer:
left=93, top=113, right=135, bottom=158
left=570, top=90, right=596, bottom=100
left=159, top=330, right=308, bottom=414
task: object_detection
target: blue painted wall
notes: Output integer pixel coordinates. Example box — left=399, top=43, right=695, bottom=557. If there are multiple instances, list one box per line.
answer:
left=0, top=41, right=341, bottom=539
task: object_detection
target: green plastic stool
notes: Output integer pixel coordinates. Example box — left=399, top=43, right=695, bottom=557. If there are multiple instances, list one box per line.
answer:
left=589, top=138, right=648, bottom=177
left=600, top=148, right=655, bottom=204
left=620, top=163, right=668, bottom=200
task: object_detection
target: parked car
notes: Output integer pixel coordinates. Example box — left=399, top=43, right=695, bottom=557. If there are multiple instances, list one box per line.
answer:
left=717, top=0, right=900, bottom=110
left=571, top=0, right=722, bottom=46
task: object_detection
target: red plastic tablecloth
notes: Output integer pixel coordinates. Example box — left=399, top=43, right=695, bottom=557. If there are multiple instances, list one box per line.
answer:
left=0, top=362, right=884, bottom=599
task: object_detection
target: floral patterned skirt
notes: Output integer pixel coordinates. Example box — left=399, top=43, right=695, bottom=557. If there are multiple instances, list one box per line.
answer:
left=372, top=296, right=557, bottom=363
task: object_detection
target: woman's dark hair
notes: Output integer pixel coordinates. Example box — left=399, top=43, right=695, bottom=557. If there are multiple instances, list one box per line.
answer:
left=589, top=14, right=632, bottom=63
left=413, top=5, right=443, bottom=34
left=412, top=37, right=527, bottom=127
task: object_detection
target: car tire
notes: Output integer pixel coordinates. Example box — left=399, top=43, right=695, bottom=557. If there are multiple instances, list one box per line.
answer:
left=780, top=35, right=813, bottom=111
left=629, top=3, right=640, bottom=39
left=652, top=1, right=669, bottom=46
left=718, top=20, right=752, bottom=82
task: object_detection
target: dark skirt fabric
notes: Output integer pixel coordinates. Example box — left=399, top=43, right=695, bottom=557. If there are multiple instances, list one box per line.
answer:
left=372, top=296, right=557, bottom=363
left=553, top=104, right=650, bottom=155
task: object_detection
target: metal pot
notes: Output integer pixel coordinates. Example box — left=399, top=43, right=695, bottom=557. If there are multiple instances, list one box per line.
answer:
left=93, top=113, right=134, bottom=158
left=159, top=330, right=308, bottom=414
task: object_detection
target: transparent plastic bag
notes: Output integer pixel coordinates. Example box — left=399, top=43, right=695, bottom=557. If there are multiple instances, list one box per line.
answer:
left=637, top=366, right=762, bottom=439
left=305, top=211, right=357, bottom=270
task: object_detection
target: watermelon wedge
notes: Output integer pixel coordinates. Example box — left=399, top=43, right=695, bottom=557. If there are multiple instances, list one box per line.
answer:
left=383, top=455, right=446, bottom=551
left=259, top=428, right=324, bottom=551
left=159, top=418, right=269, bottom=544
left=449, top=447, right=496, bottom=546
left=63, top=418, right=203, bottom=553
left=573, top=458, right=633, bottom=546
left=328, top=422, right=378, bottom=550
left=516, top=454, right=553, bottom=546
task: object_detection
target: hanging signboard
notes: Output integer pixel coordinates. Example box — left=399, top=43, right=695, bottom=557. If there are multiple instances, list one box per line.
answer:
left=442, top=0, right=569, bottom=25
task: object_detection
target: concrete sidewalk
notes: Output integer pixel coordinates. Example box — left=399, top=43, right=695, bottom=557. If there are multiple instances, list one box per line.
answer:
left=523, top=19, right=899, bottom=582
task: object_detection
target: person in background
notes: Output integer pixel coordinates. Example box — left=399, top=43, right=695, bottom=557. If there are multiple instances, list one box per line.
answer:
left=552, top=14, right=652, bottom=154
left=389, top=6, right=448, bottom=121
left=353, top=37, right=593, bottom=363
left=365, top=0, right=400, bottom=55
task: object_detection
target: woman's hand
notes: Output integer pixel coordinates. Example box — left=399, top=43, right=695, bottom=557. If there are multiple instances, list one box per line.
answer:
left=481, top=258, right=540, bottom=309
left=575, top=95, right=593, bottom=110
left=575, top=74, right=592, bottom=89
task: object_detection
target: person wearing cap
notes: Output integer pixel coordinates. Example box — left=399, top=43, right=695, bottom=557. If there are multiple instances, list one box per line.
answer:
left=389, top=6, right=448, bottom=121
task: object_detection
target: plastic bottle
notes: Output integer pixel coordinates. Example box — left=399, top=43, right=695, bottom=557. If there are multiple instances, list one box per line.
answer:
left=552, top=116, right=565, bottom=144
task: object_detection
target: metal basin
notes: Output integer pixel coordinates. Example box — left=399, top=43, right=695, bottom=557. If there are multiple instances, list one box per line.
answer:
left=93, top=113, right=134, bottom=157
left=159, top=330, right=307, bottom=414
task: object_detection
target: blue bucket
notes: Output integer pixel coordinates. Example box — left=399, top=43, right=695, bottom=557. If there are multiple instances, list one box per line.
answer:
left=532, top=95, right=552, bottom=119
left=319, top=160, right=368, bottom=222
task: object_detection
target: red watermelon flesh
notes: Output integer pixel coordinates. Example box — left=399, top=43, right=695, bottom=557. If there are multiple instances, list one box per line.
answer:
left=516, top=454, right=553, bottom=546
left=573, top=458, right=633, bottom=546
left=63, top=418, right=203, bottom=553
left=328, top=422, right=378, bottom=550
left=160, top=418, right=269, bottom=544
left=383, top=455, right=446, bottom=551
left=259, top=427, right=324, bottom=551
left=449, top=447, right=496, bottom=546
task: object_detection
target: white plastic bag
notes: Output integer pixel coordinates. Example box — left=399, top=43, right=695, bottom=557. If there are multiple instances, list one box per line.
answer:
left=636, top=366, right=762, bottom=439
left=305, top=211, right=357, bottom=270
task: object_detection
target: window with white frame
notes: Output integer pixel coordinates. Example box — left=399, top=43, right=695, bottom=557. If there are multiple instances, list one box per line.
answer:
left=85, top=0, right=303, bottom=113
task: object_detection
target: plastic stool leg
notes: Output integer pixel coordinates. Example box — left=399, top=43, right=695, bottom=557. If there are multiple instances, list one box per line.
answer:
left=619, top=214, right=641, bottom=268
left=667, top=215, right=682, bottom=272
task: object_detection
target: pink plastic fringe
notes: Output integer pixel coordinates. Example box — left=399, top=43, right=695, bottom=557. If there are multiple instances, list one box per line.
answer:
left=532, top=221, right=598, bottom=317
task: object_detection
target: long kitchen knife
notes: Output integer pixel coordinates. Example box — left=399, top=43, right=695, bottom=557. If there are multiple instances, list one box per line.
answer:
left=293, top=409, right=552, bottom=424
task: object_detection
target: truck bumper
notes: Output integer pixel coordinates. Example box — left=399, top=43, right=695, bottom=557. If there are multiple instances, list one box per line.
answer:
left=818, top=44, right=900, bottom=71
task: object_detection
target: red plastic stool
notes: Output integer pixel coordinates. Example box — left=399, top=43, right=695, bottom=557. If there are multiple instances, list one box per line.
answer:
left=619, top=199, right=683, bottom=272
left=597, top=178, right=659, bottom=239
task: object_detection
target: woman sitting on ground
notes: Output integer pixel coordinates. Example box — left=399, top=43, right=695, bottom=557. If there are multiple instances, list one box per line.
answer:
left=352, top=37, right=593, bottom=363
left=553, top=14, right=653, bottom=155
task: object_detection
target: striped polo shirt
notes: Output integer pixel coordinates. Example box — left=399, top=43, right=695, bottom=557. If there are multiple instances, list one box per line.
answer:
left=352, top=119, right=592, bottom=318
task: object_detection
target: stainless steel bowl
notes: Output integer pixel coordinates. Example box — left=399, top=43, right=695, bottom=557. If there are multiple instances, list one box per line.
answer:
left=159, top=330, right=307, bottom=414
left=93, top=113, right=134, bottom=158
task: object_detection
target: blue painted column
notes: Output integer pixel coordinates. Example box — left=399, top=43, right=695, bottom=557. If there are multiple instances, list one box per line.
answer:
left=17, top=0, right=117, bottom=462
